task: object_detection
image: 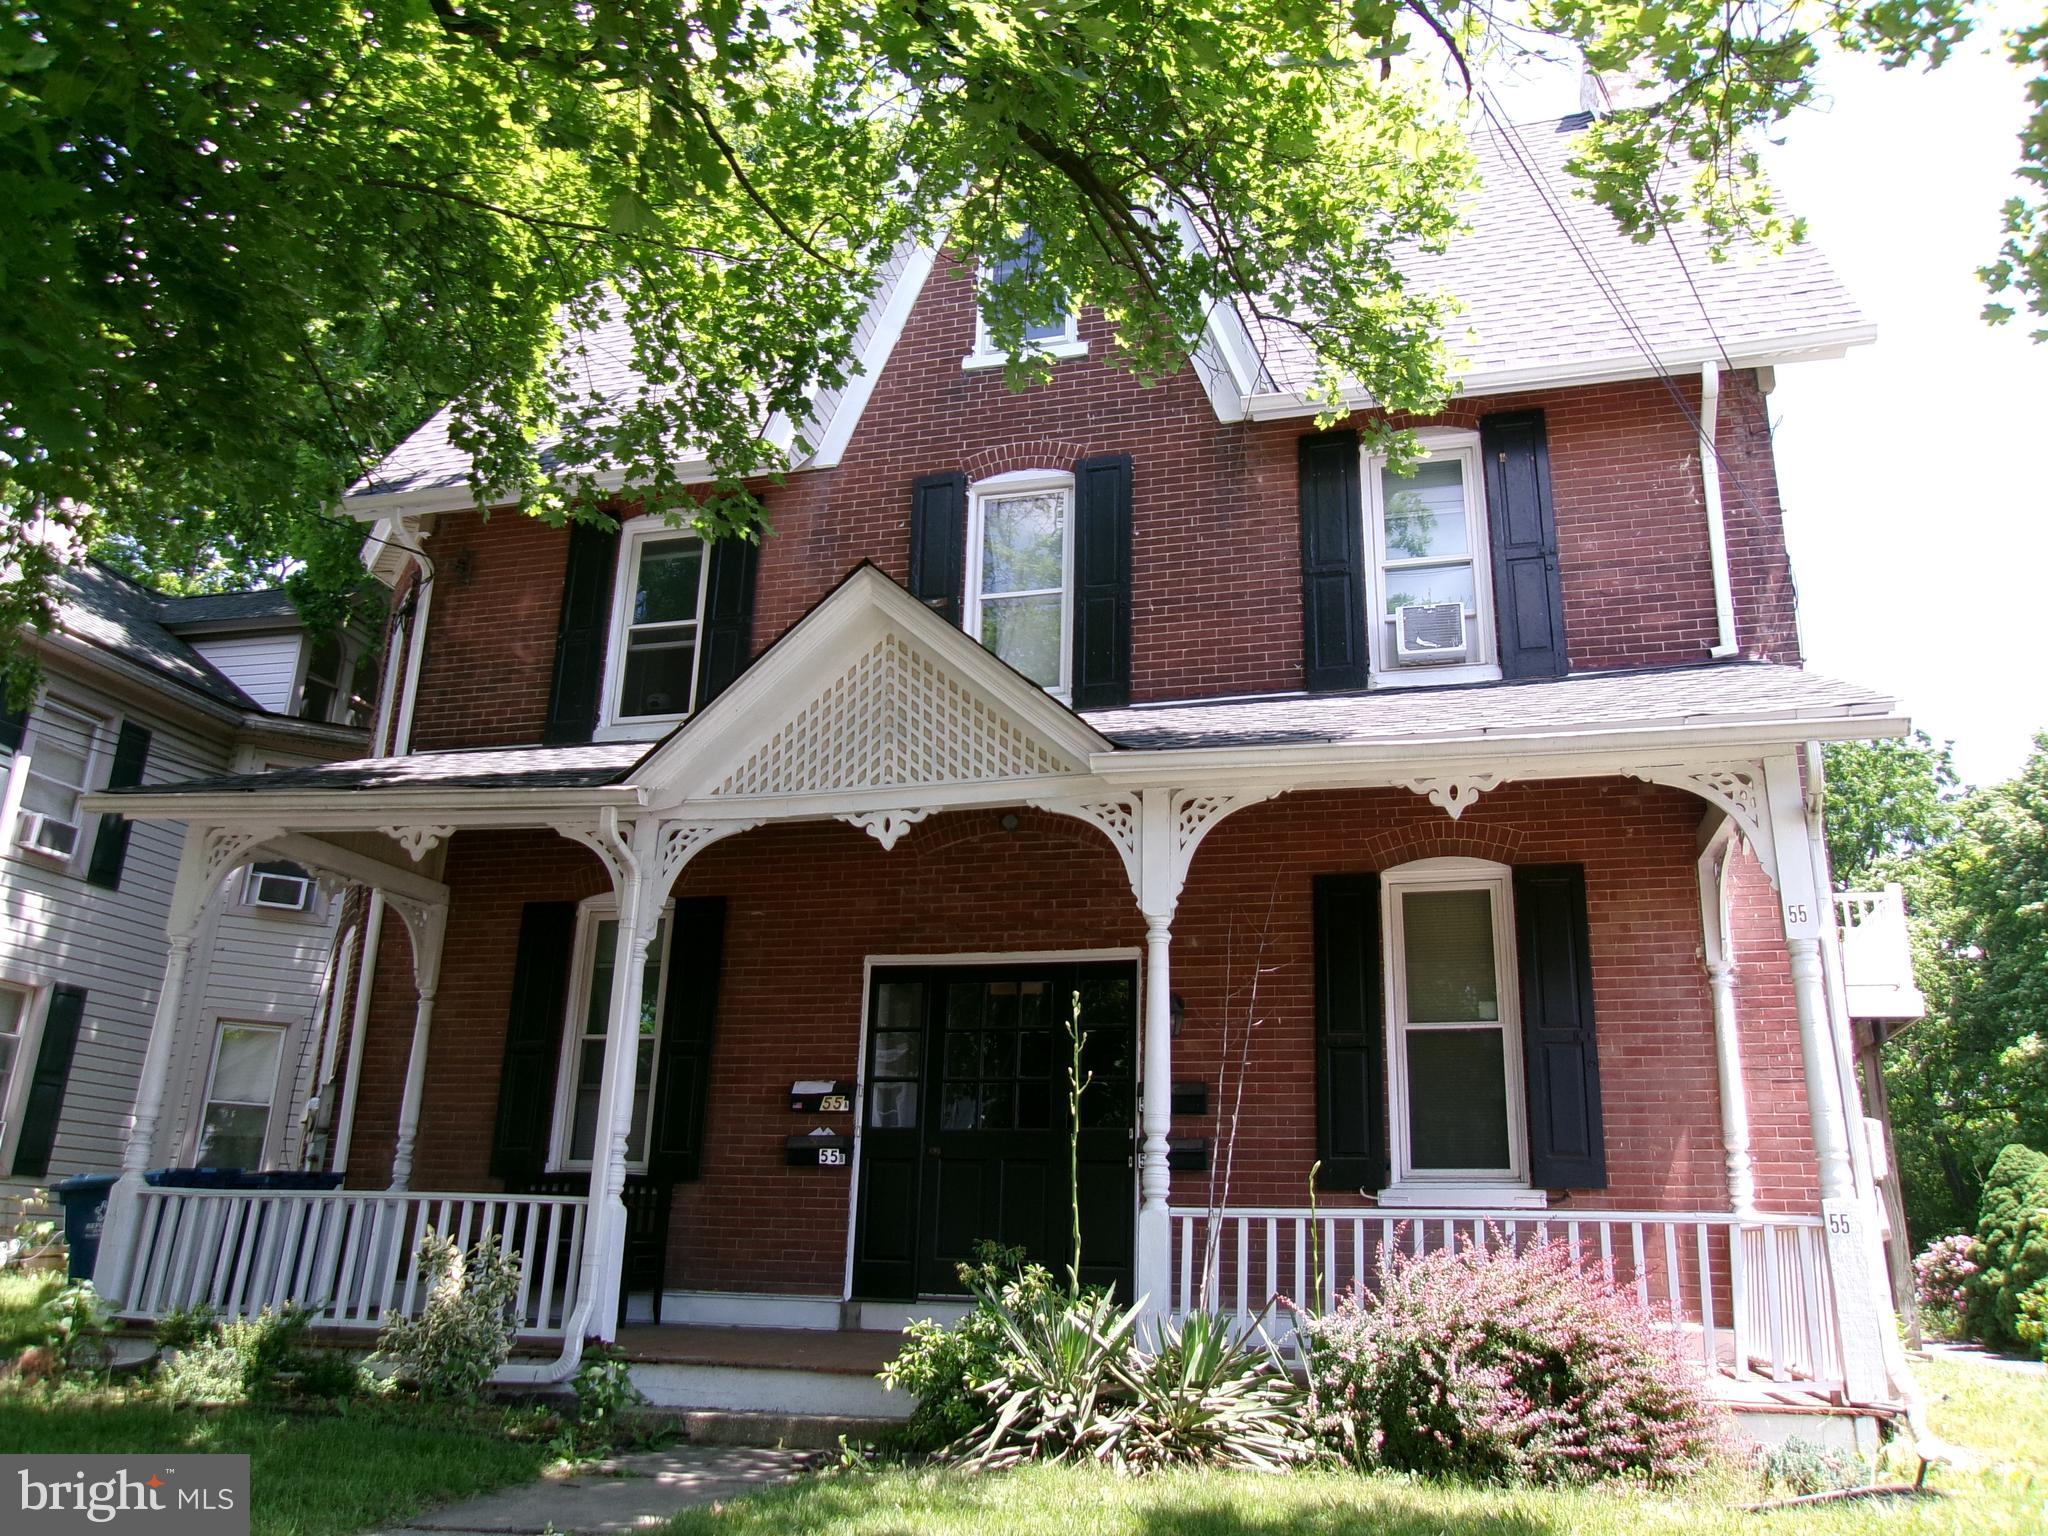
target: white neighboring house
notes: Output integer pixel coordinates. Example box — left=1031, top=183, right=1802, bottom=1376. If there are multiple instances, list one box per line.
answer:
left=0, top=564, right=368, bottom=1205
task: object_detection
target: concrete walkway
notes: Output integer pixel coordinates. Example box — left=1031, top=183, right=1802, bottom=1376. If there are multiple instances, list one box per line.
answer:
left=1919, top=1340, right=2047, bottom=1377
left=368, top=1445, right=807, bottom=1536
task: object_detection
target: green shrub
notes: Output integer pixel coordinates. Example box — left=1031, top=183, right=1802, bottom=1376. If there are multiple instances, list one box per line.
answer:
left=564, top=1345, right=645, bottom=1454
left=376, top=1234, right=523, bottom=1403
left=1302, top=1237, right=1722, bottom=1484
left=1757, top=1434, right=1869, bottom=1495
left=151, top=1303, right=219, bottom=1355
left=1115, top=1308, right=1311, bottom=1472
left=1964, top=1143, right=2048, bottom=1349
left=879, top=1241, right=1069, bottom=1453
left=157, top=1303, right=366, bottom=1403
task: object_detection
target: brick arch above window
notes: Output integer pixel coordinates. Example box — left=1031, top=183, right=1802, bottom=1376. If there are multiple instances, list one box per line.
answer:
left=965, top=438, right=1094, bottom=482
left=1357, top=819, right=1528, bottom=870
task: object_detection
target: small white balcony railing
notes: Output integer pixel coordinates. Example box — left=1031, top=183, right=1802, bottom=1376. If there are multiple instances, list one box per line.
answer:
left=1835, top=884, right=1927, bottom=1020
left=110, top=1186, right=589, bottom=1337
left=1167, top=1207, right=1843, bottom=1391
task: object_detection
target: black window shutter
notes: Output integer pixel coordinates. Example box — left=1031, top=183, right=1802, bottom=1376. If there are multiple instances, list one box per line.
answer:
left=11, top=985, right=86, bottom=1178
left=0, top=701, right=26, bottom=755
left=1481, top=410, right=1569, bottom=679
left=542, top=519, right=622, bottom=745
left=1514, top=863, right=1607, bottom=1188
left=696, top=536, right=758, bottom=709
left=1314, top=873, right=1386, bottom=1191
left=908, top=472, right=968, bottom=628
left=1070, top=453, right=1133, bottom=709
left=85, top=720, right=151, bottom=890
left=647, top=896, right=726, bottom=1182
left=488, top=902, right=579, bottom=1184
left=1299, top=432, right=1368, bottom=691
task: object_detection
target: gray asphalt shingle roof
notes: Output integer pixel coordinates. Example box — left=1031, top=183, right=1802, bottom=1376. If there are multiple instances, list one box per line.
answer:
left=111, top=662, right=1893, bottom=799
left=156, top=588, right=301, bottom=628
left=1080, top=663, right=1895, bottom=751
left=53, top=563, right=264, bottom=710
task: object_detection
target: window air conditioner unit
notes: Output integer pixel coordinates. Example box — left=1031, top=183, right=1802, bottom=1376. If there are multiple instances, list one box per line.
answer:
left=17, top=812, right=79, bottom=858
left=247, top=864, right=316, bottom=912
left=1394, top=600, right=1469, bottom=664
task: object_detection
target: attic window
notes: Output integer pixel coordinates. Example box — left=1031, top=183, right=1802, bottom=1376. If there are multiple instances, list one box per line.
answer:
left=964, top=233, right=1086, bottom=370
left=606, top=523, right=709, bottom=723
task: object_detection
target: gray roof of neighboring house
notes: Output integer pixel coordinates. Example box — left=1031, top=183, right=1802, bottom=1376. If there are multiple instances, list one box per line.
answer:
left=51, top=563, right=267, bottom=711
left=1079, top=663, right=1895, bottom=751
left=110, top=661, right=1893, bottom=799
left=155, top=588, right=301, bottom=629
left=1245, top=114, right=1867, bottom=396
left=345, top=117, right=1864, bottom=504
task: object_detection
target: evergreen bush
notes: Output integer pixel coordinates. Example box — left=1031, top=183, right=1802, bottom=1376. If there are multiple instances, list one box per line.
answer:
left=1964, top=1143, right=2048, bottom=1349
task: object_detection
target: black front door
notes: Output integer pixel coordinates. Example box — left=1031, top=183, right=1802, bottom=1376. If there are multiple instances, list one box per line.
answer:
left=852, top=962, right=1136, bottom=1300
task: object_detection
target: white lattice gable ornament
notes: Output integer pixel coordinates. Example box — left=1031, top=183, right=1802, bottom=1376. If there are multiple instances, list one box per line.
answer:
left=634, top=565, right=1109, bottom=811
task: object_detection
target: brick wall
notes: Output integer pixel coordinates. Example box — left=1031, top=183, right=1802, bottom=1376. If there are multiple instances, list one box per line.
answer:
left=393, top=265, right=1800, bottom=750
left=344, top=781, right=1821, bottom=1297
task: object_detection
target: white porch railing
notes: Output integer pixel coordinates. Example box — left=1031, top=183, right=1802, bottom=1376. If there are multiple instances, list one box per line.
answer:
left=1835, top=885, right=1926, bottom=1021
left=1167, top=1207, right=1842, bottom=1391
left=111, top=1187, right=589, bottom=1337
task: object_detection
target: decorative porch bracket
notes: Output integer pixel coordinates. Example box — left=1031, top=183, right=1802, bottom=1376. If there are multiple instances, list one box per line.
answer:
left=1032, top=787, right=1275, bottom=1329
left=838, top=807, right=938, bottom=850
left=1397, top=771, right=1508, bottom=820
left=1623, top=760, right=1778, bottom=886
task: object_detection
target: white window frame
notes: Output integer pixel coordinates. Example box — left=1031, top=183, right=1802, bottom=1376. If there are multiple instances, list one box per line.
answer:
left=962, top=246, right=1087, bottom=370
left=194, top=1018, right=288, bottom=1171
left=547, top=896, right=674, bottom=1174
left=962, top=469, right=1076, bottom=703
left=0, top=975, right=49, bottom=1177
left=1361, top=429, right=1502, bottom=688
left=594, top=517, right=713, bottom=743
left=7, top=698, right=107, bottom=869
left=1379, top=856, right=1541, bottom=1207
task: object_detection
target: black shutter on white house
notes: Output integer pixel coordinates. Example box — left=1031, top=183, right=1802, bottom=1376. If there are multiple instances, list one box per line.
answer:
left=84, top=720, right=151, bottom=891
left=1313, top=873, right=1387, bottom=1190
left=1299, top=431, right=1369, bottom=691
left=1070, top=453, right=1133, bottom=709
left=696, top=537, right=759, bottom=708
left=488, top=902, right=579, bottom=1183
left=1514, top=863, right=1608, bottom=1188
left=646, top=896, right=726, bottom=1182
left=908, top=472, right=968, bottom=628
left=542, top=520, right=622, bottom=745
left=1481, top=410, right=1569, bottom=679
left=11, top=985, right=86, bottom=1178
left=0, top=701, right=26, bottom=755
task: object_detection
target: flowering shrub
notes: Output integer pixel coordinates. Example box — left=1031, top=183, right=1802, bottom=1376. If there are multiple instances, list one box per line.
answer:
left=377, top=1234, right=523, bottom=1402
left=1912, top=1233, right=1978, bottom=1314
left=1301, top=1237, right=1722, bottom=1484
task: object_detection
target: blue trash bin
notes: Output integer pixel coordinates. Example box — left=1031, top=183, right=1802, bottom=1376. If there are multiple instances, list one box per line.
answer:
left=50, top=1173, right=119, bottom=1282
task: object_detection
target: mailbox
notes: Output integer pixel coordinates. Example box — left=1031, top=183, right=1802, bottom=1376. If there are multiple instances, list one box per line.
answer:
left=1171, top=1080, right=1208, bottom=1117
left=789, top=1079, right=856, bottom=1114
left=786, top=1130, right=852, bottom=1167
left=1168, top=1137, right=1209, bottom=1173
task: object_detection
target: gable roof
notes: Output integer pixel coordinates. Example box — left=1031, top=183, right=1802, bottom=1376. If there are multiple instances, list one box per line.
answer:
left=342, top=116, right=1866, bottom=522
left=49, top=562, right=268, bottom=711
left=155, top=587, right=301, bottom=631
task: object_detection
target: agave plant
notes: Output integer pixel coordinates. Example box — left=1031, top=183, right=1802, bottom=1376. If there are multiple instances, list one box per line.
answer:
left=1115, top=1308, right=1315, bottom=1471
left=953, top=1286, right=1143, bottom=1469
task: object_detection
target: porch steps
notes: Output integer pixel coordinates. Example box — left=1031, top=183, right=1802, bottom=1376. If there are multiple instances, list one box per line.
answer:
left=611, top=1324, right=912, bottom=1423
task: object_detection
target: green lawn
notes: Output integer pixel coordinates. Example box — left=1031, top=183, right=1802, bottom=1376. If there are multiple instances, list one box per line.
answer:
left=0, top=1274, right=558, bottom=1536
left=659, top=1356, right=2047, bottom=1536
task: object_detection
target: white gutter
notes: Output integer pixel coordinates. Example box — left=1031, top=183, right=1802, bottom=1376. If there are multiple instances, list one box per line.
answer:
left=1700, top=361, right=1739, bottom=658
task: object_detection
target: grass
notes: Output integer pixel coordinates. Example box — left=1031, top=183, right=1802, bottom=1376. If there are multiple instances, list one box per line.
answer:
left=0, top=1275, right=559, bottom=1536
left=656, top=1355, right=2048, bottom=1536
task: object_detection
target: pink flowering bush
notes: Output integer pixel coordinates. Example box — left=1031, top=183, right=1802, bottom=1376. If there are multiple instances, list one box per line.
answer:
left=1912, top=1232, right=1978, bottom=1315
left=1300, top=1236, right=1723, bottom=1484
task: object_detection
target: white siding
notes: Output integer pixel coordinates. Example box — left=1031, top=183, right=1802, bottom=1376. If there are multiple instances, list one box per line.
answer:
left=189, top=632, right=304, bottom=714
left=0, top=662, right=338, bottom=1199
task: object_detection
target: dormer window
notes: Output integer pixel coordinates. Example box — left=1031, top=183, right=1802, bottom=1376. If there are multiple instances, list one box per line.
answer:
left=965, top=471, right=1074, bottom=697
left=963, top=234, right=1087, bottom=370
left=607, top=523, right=709, bottom=723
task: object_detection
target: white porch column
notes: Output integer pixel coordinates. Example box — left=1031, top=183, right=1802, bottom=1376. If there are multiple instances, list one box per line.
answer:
left=96, top=824, right=267, bottom=1304
left=1696, top=829, right=1758, bottom=1217
left=1132, top=789, right=1180, bottom=1324
left=386, top=896, right=449, bottom=1192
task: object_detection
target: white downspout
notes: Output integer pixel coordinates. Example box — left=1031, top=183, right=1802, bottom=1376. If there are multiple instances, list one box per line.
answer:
left=328, top=898, right=381, bottom=1174
left=1700, top=361, right=1739, bottom=658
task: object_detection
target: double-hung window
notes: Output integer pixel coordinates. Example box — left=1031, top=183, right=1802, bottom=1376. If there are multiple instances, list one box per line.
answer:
left=964, top=471, right=1074, bottom=696
left=553, top=906, right=670, bottom=1170
left=0, top=985, right=28, bottom=1154
left=1364, top=432, right=1500, bottom=685
left=13, top=702, right=102, bottom=862
left=1380, top=858, right=1534, bottom=1203
left=196, top=1021, right=285, bottom=1169
left=964, top=233, right=1086, bottom=369
left=608, top=526, right=709, bottom=725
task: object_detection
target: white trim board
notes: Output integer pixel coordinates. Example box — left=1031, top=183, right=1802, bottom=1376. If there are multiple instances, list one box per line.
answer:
left=628, top=1291, right=846, bottom=1332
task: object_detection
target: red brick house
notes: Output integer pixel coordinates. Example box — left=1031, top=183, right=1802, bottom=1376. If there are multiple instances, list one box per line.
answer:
left=88, top=118, right=1919, bottom=1431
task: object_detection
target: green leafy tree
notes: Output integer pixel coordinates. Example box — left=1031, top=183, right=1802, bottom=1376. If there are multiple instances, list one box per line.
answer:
left=6, top=1, right=2048, bottom=702
left=1822, top=732, right=1962, bottom=889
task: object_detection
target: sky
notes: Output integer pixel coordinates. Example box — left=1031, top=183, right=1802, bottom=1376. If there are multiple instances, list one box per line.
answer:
left=1491, top=27, right=2048, bottom=787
